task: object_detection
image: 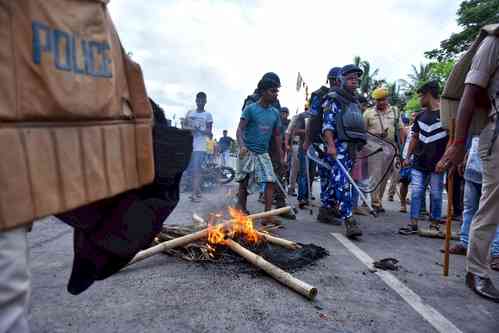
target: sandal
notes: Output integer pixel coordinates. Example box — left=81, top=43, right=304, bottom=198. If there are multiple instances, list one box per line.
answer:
left=429, top=221, right=440, bottom=232
left=399, top=224, right=418, bottom=235
left=399, top=205, right=408, bottom=213
left=373, top=258, right=399, bottom=271
left=490, top=256, right=499, bottom=271
left=440, top=243, right=467, bottom=255
left=189, top=195, right=201, bottom=203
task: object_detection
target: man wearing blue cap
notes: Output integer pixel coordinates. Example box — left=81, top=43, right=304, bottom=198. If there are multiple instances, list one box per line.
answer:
left=319, top=64, right=366, bottom=238
left=305, top=67, right=343, bottom=223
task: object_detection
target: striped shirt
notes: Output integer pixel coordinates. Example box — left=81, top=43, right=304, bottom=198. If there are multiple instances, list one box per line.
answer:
left=411, top=109, right=448, bottom=172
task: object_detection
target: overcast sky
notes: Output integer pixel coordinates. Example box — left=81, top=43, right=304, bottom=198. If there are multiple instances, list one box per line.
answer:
left=108, top=0, right=460, bottom=138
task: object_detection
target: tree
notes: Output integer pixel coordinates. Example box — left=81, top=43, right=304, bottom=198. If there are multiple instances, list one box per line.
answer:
left=387, top=81, right=407, bottom=110
left=353, top=56, right=379, bottom=97
left=425, top=0, right=499, bottom=61
left=407, top=64, right=432, bottom=88
left=428, top=59, right=456, bottom=86
left=403, top=93, right=422, bottom=117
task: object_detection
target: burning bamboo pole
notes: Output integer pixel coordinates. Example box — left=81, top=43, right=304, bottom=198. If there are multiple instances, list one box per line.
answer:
left=258, top=233, right=302, bottom=250
left=224, top=239, right=317, bottom=300
left=128, top=206, right=293, bottom=266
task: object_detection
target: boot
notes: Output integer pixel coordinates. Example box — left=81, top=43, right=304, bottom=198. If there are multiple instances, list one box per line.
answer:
left=317, top=207, right=342, bottom=225
left=344, top=217, right=362, bottom=238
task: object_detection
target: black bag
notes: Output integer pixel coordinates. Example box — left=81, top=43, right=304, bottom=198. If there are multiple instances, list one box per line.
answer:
left=56, top=122, right=193, bottom=295
left=308, top=86, right=330, bottom=144
left=153, top=125, right=192, bottom=185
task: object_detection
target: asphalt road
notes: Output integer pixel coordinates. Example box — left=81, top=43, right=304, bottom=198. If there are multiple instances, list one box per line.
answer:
left=28, top=183, right=499, bottom=333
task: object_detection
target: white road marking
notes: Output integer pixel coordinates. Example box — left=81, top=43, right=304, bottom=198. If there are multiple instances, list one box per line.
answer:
left=331, top=233, right=463, bottom=333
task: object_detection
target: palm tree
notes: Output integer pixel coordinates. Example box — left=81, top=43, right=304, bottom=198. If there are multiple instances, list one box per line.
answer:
left=407, top=64, right=432, bottom=89
left=387, top=81, right=407, bottom=109
left=352, top=56, right=379, bottom=97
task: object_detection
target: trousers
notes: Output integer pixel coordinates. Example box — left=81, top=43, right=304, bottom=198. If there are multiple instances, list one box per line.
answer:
left=467, top=122, right=499, bottom=277
left=318, top=153, right=353, bottom=220
left=0, top=227, right=30, bottom=333
left=460, top=180, right=499, bottom=256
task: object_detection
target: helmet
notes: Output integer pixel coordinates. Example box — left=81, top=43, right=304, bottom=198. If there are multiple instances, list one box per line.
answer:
left=327, top=67, right=342, bottom=79
left=341, top=64, right=363, bottom=77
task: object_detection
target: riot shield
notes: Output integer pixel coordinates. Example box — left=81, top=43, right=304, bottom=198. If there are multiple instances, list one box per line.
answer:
left=352, top=133, right=397, bottom=193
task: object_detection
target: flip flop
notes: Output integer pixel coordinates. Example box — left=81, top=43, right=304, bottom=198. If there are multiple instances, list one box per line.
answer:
left=399, top=225, right=418, bottom=235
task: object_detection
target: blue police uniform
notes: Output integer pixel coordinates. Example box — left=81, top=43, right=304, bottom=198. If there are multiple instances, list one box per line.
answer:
left=319, top=97, right=354, bottom=220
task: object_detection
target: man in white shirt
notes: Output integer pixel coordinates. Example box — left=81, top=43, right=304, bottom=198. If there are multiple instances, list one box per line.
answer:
left=183, top=92, right=213, bottom=202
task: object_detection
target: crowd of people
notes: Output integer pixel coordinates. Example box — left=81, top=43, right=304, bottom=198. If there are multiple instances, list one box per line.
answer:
left=227, top=29, right=499, bottom=304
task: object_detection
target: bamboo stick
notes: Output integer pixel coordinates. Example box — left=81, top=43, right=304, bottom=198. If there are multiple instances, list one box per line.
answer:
left=192, top=214, right=206, bottom=225
left=443, top=120, right=456, bottom=277
left=128, top=206, right=292, bottom=266
left=443, top=169, right=454, bottom=277
left=258, top=233, right=302, bottom=250
left=225, top=239, right=317, bottom=300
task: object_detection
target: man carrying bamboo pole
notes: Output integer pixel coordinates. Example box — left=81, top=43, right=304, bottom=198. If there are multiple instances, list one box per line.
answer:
left=236, top=73, right=285, bottom=224
left=437, top=25, right=499, bottom=303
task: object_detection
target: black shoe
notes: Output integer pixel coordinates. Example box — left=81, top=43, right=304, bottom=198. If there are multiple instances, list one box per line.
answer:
left=345, top=217, right=362, bottom=238
left=317, top=207, right=342, bottom=225
left=466, top=272, right=499, bottom=303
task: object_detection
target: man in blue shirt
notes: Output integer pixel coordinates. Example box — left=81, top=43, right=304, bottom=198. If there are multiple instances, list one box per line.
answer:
left=236, top=74, right=284, bottom=224
left=218, top=130, right=234, bottom=167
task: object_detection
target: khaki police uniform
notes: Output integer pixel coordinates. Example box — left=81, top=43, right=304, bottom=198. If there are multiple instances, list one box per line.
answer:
left=465, top=35, right=499, bottom=278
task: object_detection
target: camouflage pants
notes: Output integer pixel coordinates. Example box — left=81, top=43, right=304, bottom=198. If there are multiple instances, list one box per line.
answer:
left=318, top=155, right=353, bottom=220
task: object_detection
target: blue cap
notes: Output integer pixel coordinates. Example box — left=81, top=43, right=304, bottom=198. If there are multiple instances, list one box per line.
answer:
left=327, top=67, right=342, bottom=79
left=341, top=64, right=363, bottom=77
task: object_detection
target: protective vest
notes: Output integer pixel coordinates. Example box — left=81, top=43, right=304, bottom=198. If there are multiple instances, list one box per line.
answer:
left=0, top=0, right=154, bottom=231
left=330, top=90, right=367, bottom=146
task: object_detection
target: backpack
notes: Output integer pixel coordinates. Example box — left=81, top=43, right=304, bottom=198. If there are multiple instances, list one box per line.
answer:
left=307, top=86, right=367, bottom=147
left=307, top=86, right=331, bottom=143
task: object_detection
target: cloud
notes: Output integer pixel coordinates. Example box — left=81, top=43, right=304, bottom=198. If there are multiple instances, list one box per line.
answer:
left=108, top=0, right=460, bottom=137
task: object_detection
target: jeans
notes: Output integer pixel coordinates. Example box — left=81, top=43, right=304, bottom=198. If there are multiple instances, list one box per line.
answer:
left=221, top=150, right=231, bottom=167
left=297, top=148, right=308, bottom=201
left=460, top=180, right=499, bottom=256
left=410, top=169, right=444, bottom=221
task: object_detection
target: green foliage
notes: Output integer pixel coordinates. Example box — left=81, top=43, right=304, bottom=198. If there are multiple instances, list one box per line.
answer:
left=425, top=0, right=499, bottom=60
left=403, top=93, right=421, bottom=116
left=428, top=59, right=456, bottom=85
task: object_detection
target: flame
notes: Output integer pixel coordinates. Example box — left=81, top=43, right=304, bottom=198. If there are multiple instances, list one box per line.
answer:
left=228, top=207, right=260, bottom=244
left=207, top=224, right=225, bottom=245
left=206, top=207, right=261, bottom=245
